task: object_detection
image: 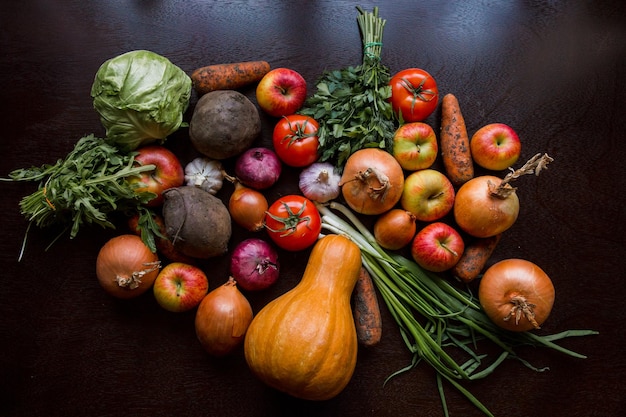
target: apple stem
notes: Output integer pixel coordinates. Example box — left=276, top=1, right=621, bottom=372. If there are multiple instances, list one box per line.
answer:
left=488, top=153, right=554, bottom=199
left=440, top=243, right=458, bottom=258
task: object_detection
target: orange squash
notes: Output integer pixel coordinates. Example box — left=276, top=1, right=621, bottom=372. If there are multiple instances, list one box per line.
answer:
left=243, top=234, right=362, bottom=401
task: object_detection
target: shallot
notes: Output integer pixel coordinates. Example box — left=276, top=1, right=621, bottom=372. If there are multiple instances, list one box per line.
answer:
left=230, top=238, right=280, bottom=291
left=235, top=147, right=282, bottom=190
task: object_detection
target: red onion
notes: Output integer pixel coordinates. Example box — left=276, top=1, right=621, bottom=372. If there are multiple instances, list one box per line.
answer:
left=235, top=147, right=282, bottom=190
left=230, top=238, right=280, bottom=291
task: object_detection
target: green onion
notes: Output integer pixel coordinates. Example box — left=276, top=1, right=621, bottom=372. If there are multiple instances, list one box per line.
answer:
left=317, top=201, right=598, bottom=417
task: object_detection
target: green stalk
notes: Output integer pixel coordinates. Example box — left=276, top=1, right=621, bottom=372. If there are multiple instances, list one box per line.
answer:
left=317, top=202, right=597, bottom=417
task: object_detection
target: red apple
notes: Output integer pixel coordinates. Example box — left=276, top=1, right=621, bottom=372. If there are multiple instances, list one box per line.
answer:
left=392, top=122, right=438, bottom=171
left=411, top=222, right=465, bottom=272
left=153, top=262, right=209, bottom=312
left=470, top=123, right=521, bottom=171
left=127, top=213, right=196, bottom=264
left=400, top=169, right=455, bottom=222
left=129, top=145, right=184, bottom=206
left=256, top=68, right=307, bottom=117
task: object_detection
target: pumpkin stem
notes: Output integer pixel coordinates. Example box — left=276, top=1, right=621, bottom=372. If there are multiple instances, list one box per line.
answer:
left=115, top=261, right=161, bottom=289
left=503, top=295, right=540, bottom=329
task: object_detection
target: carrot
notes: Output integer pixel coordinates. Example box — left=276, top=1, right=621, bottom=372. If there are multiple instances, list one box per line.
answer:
left=352, top=266, right=382, bottom=346
left=191, top=61, right=271, bottom=95
left=440, top=93, right=474, bottom=186
left=452, top=233, right=502, bottom=283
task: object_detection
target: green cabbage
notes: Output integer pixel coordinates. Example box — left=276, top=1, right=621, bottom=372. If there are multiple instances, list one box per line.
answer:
left=91, top=50, right=192, bottom=152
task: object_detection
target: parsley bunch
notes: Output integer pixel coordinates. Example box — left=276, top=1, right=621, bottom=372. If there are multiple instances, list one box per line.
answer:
left=2, top=134, right=161, bottom=259
left=300, top=6, right=397, bottom=169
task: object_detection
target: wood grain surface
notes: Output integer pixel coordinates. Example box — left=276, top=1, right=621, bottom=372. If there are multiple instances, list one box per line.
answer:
left=1, top=1, right=624, bottom=416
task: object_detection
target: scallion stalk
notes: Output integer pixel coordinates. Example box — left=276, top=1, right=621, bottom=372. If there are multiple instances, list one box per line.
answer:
left=317, top=201, right=598, bottom=417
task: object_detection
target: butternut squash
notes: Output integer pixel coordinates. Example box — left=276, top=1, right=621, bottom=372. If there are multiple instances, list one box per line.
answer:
left=243, top=234, right=361, bottom=401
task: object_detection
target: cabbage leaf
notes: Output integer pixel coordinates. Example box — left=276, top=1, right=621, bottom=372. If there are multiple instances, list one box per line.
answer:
left=91, top=50, right=192, bottom=152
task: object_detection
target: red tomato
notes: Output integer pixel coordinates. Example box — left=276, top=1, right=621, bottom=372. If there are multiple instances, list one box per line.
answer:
left=264, top=195, right=322, bottom=251
left=390, top=68, right=439, bottom=122
left=272, top=115, right=320, bottom=167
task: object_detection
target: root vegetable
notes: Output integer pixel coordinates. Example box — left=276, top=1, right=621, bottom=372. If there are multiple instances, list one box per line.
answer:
left=339, top=148, right=404, bottom=215
left=352, top=267, right=382, bottom=346
left=451, top=234, right=502, bottom=283
left=96, top=234, right=161, bottom=299
left=440, top=93, right=473, bottom=186
left=454, top=153, right=554, bottom=238
left=479, top=259, right=555, bottom=332
left=195, top=277, right=253, bottom=356
left=127, top=212, right=196, bottom=264
left=373, top=209, right=416, bottom=250
left=235, top=147, right=282, bottom=190
left=162, top=186, right=232, bottom=259
left=191, top=61, right=271, bottom=95
left=189, top=90, right=261, bottom=160
left=230, top=238, right=280, bottom=291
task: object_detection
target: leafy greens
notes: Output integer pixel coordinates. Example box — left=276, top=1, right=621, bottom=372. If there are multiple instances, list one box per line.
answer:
left=1, top=134, right=162, bottom=259
left=91, top=50, right=192, bottom=152
left=299, top=6, right=397, bottom=169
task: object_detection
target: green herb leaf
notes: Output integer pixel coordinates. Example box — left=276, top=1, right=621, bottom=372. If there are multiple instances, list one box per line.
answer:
left=2, top=134, right=161, bottom=256
left=299, top=7, right=398, bottom=170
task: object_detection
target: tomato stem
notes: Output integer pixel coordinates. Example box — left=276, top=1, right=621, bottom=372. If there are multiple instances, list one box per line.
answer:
left=399, top=76, right=437, bottom=114
left=264, top=200, right=313, bottom=237
left=281, top=116, right=318, bottom=147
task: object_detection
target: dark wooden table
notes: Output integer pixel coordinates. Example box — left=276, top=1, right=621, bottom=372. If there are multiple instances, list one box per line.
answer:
left=1, top=1, right=624, bottom=416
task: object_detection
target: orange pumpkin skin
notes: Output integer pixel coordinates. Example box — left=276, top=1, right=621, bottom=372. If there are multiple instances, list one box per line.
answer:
left=244, top=234, right=362, bottom=401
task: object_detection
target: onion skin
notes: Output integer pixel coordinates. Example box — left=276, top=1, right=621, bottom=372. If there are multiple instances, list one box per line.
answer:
left=453, top=175, right=519, bottom=238
left=479, top=258, right=555, bottom=332
left=373, top=209, right=416, bottom=250
left=230, top=238, right=280, bottom=291
left=195, top=277, right=253, bottom=356
left=229, top=182, right=269, bottom=232
left=235, top=147, right=282, bottom=190
left=95, top=234, right=161, bottom=299
left=340, top=148, right=404, bottom=215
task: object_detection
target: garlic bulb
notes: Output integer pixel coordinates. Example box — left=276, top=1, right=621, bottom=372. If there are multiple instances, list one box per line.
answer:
left=184, top=157, right=224, bottom=194
left=298, top=162, right=341, bottom=203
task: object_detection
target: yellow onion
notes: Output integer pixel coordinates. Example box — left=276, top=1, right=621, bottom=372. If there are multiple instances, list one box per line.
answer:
left=195, top=277, right=253, bottom=356
left=479, top=259, right=555, bottom=332
left=339, top=148, right=404, bottom=215
left=95, top=234, right=161, bottom=299
left=373, top=209, right=417, bottom=250
left=229, top=181, right=268, bottom=232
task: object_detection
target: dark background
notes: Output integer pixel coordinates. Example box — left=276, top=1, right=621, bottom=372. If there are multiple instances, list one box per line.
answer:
left=1, top=1, right=625, bottom=416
